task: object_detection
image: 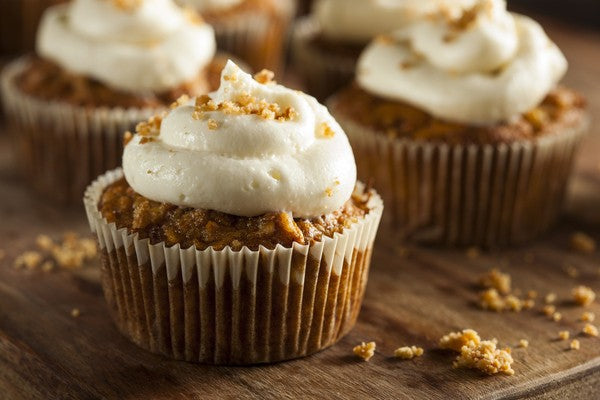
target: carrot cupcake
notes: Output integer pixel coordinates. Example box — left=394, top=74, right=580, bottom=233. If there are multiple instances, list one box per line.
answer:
left=84, top=61, right=383, bottom=364
left=178, top=0, right=295, bottom=73
left=0, top=0, right=223, bottom=204
left=292, top=0, right=473, bottom=100
left=329, top=0, right=588, bottom=246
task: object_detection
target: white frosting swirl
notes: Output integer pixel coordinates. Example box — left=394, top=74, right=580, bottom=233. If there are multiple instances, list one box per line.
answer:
left=177, top=0, right=243, bottom=12
left=356, top=0, right=567, bottom=124
left=123, top=61, right=357, bottom=218
left=314, top=0, right=477, bottom=43
left=36, top=0, right=216, bottom=93
left=356, top=0, right=568, bottom=124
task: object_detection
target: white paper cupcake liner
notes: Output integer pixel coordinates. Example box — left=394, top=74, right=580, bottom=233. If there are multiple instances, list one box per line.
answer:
left=0, top=57, right=156, bottom=204
left=209, top=0, right=295, bottom=74
left=84, top=168, right=383, bottom=364
left=292, top=17, right=359, bottom=101
left=330, top=100, right=588, bottom=247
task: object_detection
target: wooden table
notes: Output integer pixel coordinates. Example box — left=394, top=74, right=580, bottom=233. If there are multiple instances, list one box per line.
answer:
left=0, top=18, right=599, bottom=400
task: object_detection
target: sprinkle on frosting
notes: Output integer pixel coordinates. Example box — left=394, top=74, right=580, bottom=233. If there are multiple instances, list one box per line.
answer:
left=254, top=69, right=275, bottom=85
left=111, top=0, right=142, bottom=11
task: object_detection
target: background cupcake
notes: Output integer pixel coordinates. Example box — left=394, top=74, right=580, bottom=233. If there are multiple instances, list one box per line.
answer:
left=84, top=61, right=383, bottom=364
left=178, top=0, right=295, bottom=74
left=1, top=0, right=222, bottom=204
left=329, top=0, right=588, bottom=247
left=292, top=0, right=473, bottom=100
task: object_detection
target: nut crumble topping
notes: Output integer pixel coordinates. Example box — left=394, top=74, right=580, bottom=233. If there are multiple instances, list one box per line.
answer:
left=193, top=93, right=297, bottom=122
left=394, top=346, right=424, bottom=360
left=353, top=342, right=376, bottom=361
left=572, top=285, right=596, bottom=306
left=558, top=331, right=570, bottom=341
left=455, top=339, right=514, bottom=376
left=581, top=312, right=595, bottom=322
left=542, top=305, right=556, bottom=317
left=545, top=292, right=557, bottom=304
left=439, top=329, right=481, bottom=352
left=317, top=122, right=335, bottom=138
left=111, top=0, right=142, bottom=12
left=570, top=339, right=580, bottom=350
left=583, top=324, right=599, bottom=337
left=254, top=69, right=275, bottom=84
left=518, top=339, right=529, bottom=348
left=479, top=268, right=511, bottom=294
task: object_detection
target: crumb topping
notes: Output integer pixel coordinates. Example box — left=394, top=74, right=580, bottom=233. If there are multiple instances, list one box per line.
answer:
left=542, top=305, right=556, bottom=317
left=581, top=312, right=595, bottom=322
left=479, top=268, right=511, bottom=294
left=545, top=292, right=557, bottom=304
left=192, top=93, right=297, bottom=122
left=570, top=232, right=596, bottom=254
left=394, top=346, right=424, bottom=360
left=518, top=339, right=529, bottom=348
left=353, top=342, right=376, bottom=361
left=573, top=286, right=596, bottom=306
left=558, top=330, right=570, bottom=341
left=253, top=69, right=275, bottom=84
left=570, top=339, right=580, bottom=350
left=317, top=122, right=335, bottom=139
left=111, top=0, right=142, bottom=12
left=583, top=324, right=599, bottom=337
left=439, top=329, right=481, bottom=352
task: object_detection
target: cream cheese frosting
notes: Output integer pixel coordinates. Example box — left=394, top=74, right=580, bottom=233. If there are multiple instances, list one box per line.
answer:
left=36, top=0, right=216, bottom=93
left=356, top=0, right=567, bottom=125
left=123, top=61, right=357, bottom=218
left=314, top=0, right=477, bottom=43
left=177, top=0, right=243, bottom=12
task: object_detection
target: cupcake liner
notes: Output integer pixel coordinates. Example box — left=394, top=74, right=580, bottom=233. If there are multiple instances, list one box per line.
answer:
left=209, top=1, right=295, bottom=74
left=84, top=168, right=383, bottom=364
left=292, top=17, right=358, bottom=101
left=0, top=57, right=156, bottom=204
left=331, top=101, right=588, bottom=247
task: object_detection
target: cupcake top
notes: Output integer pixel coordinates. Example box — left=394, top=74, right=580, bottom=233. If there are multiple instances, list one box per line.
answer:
left=36, top=0, right=216, bottom=93
left=356, top=0, right=567, bottom=124
left=178, top=0, right=244, bottom=12
left=123, top=61, right=357, bottom=218
left=314, top=0, right=475, bottom=44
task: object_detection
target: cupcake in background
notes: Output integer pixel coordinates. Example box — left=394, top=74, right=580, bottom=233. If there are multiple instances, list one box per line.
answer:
left=178, top=0, right=295, bottom=74
left=1, top=0, right=227, bottom=204
left=329, top=0, right=588, bottom=246
left=292, top=0, right=473, bottom=100
left=84, top=61, right=383, bottom=364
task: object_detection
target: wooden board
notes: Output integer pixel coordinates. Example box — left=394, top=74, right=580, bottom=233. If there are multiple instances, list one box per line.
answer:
left=0, top=17, right=599, bottom=400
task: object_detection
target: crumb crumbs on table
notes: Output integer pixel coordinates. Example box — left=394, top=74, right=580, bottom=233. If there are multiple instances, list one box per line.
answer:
left=353, top=342, right=376, bottom=361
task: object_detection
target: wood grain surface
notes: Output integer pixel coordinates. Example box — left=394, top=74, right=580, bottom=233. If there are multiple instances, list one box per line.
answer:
left=0, top=17, right=599, bottom=400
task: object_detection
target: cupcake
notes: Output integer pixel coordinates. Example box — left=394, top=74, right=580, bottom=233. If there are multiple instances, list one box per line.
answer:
left=0, top=0, right=225, bottom=204
left=292, top=0, right=473, bottom=100
left=84, top=61, right=383, bottom=364
left=177, top=0, right=295, bottom=73
left=329, top=0, right=588, bottom=246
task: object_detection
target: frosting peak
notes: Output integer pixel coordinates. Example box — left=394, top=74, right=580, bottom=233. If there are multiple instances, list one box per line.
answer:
left=357, top=0, right=567, bottom=125
left=37, top=0, right=216, bottom=92
left=123, top=61, right=357, bottom=218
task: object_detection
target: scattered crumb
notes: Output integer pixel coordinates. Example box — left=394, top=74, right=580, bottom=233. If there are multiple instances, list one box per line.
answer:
left=522, top=299, right=535, bottom=310
left=353, top=342, right=376, bottom=361
left=316, top=122, right=335, bottom=138
left=454, top=339, right=514, bottom=376
left=15, top=233, right=97, bottom=272
left=570, top=232, right=596, bottom=254
left=573, top=286, right=596, bottom=306
left=505, top=295, right=523, bottom=312
left=479, top=288, right=506, bottom=312
left=207, top=119, right=219, bottom=130
left=582, top=324, right=599, bottom=337
left=479, top=268, right=511, bottom=294
left=552, top=312, right=562, bottom=322
left=581, top=312, right=595, bottom=322
left=70, top=308, right=81, bottom=318
left=253, top=69, right=275, bottom=84
left=542, top=305, right=556, bottom=317
left=439, top=329, right=481, bottom=352
left=545, top=292, right=557, bottom=304
left=466, top=247, right=480, bottom=259
left=570, top=339, right=580, bottom=350
left=558, top=331, right=570, bottom=341
left=518, top=339, right=529, bottom=348
left=394, top=346, right=424, bottom=360
left=527, top=290, right=538, bottom=299
left=14, top=251, right=42, bottom=270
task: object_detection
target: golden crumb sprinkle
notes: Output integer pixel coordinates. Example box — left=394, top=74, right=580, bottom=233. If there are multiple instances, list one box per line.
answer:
left=111, top=0, right=142, bottom=12
left=135, top=114, right=163, bottom=139
left=353, top=342, right=376, bottom=361
left=375, top=34, right=395, bottom=45
left=317, top=122, right=335, bottom=139
left=542, top=305, right=556, bottom=317
left=70, top=308, right=81, bottom=318
left=36, top=234, right=54, bottom=251
left=394, top=346, right=424, bottom=360
left=570, top=232, right=596, bottom=254
left=192, top=93, right=297, bottom=122
left=583, top=324, right=599, bottom=337
left=573, top=285, right=596, bottom=306
left=324, top=187, right=334, bottom=197
left=453, top=339, right=515, bottom=376
left=14, top=251, right=42, bottom=270
left=518, top=339, right=529, bottom=348
left=552, top=312, right=562, bottom=322
left=207, top=119, right=219, bottom=130
left=581, top=312, right=595, bottom=322
left=479, top=268, right=511, bottom=295
left=170, top=94, right=190, bottom=109
left=439, top=329, right=481, bottom=352
left=123, top=131, right=133, bottom=146
left=479, top=288, right=525, bottom=312
left=522, top=299, right=535, bottom=310
left=545, top=292, right=557, bottom=304
left=570, top=339, right=580, bottom=350
left=254, top=69, right=275, bottom=84
left=558, top=330, right=570, bottom=341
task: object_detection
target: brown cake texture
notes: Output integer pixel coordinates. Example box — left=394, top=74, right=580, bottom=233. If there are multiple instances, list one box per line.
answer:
left=99, top=178, right=373, bottom=251
left=330, top=84, right=587, bottom=145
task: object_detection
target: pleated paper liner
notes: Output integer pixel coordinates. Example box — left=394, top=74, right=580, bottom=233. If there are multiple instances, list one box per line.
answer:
left=0, top=57, right=156, bottom=205
left=84, top=169, right=383, bottom=364
left=330, top=102, right=588, bottom=247
left=208, top=0, right=295, bottom=75
left=292, top=17, right=357, bottom=101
